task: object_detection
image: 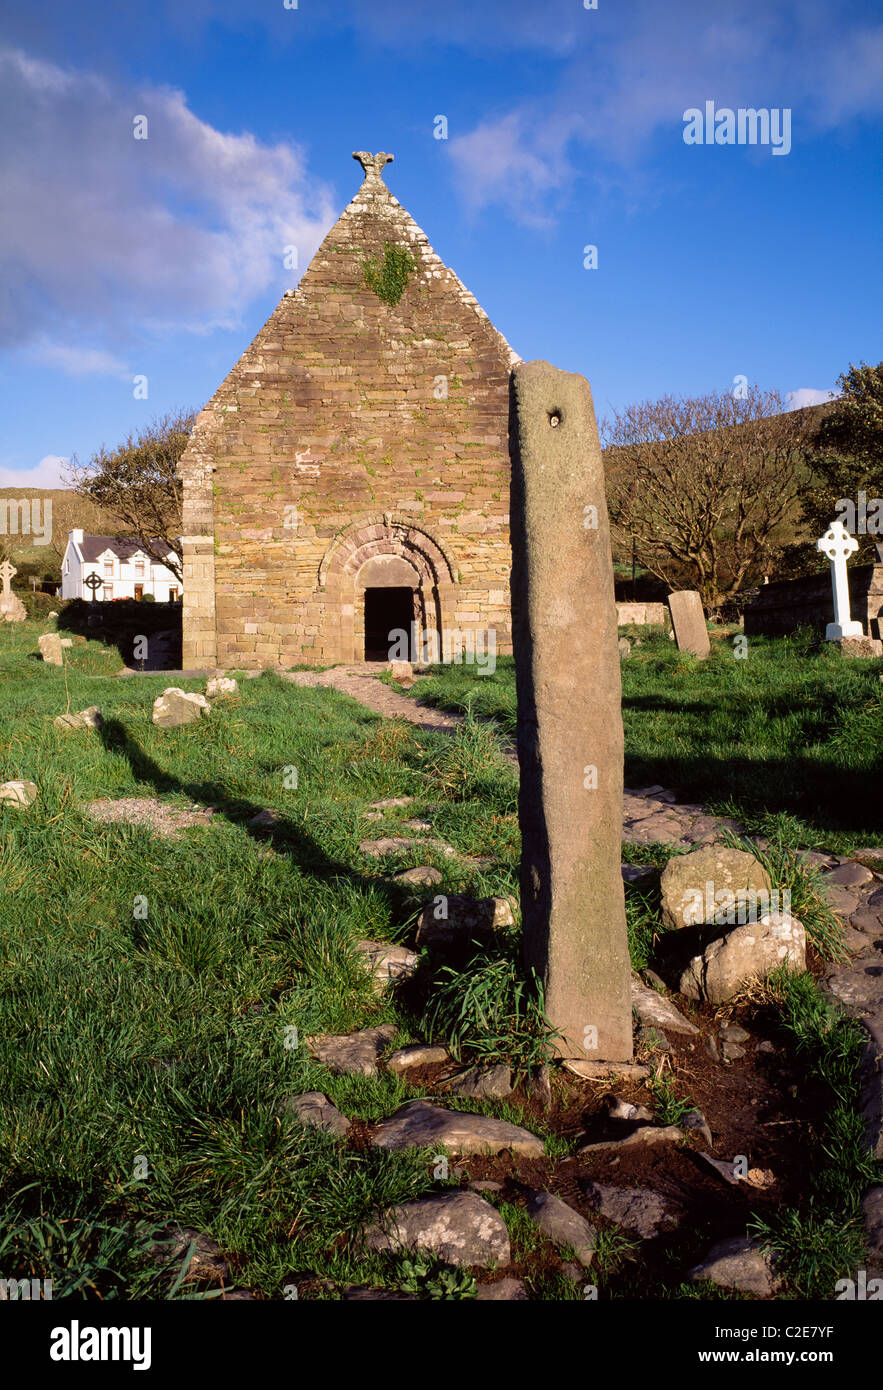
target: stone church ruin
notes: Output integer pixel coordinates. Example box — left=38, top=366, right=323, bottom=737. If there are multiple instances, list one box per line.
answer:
left=178, top=150, right=519, bottom=669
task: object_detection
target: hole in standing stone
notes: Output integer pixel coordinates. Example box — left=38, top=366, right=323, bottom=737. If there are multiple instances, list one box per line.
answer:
left=549, top=410, right=562, bottom=428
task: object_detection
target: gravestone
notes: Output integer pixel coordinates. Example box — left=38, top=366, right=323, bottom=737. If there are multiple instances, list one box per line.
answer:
left=38, top=632, right=64, bottom=665
left=510, top=360, right=633, bottom=1062
left=0, top=560, right=26, bottom=623
left=667, top=590, right=710, bottom=658
left=816, top=519, right=862, bottom=639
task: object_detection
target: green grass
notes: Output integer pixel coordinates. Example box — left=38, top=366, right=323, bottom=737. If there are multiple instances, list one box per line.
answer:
left=0, top=620, right=523, bottom=1297
left=1, top=618, right=878, bottom=1300
left=422, top=944, right=559, bottom=1076
left=747, top=967, right=883, bottom=1298
left=647, top=1073, right=696, bottom=1126
left=408, top=631, right=883, bottom=853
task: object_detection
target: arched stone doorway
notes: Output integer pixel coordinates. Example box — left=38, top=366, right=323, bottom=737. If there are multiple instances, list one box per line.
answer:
left=318, top=515, right=458, bottom=662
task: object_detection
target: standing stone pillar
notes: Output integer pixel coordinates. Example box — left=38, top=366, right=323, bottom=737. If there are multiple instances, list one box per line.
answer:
left=510, top=360, right=633, bottom=1062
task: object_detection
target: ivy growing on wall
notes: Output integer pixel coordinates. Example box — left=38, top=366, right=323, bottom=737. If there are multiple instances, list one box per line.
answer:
left=362, top=242, right=416, bottom=306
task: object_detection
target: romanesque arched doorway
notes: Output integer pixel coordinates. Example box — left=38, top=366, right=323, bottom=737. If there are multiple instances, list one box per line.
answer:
left=318, top=516, right=458, bottom=663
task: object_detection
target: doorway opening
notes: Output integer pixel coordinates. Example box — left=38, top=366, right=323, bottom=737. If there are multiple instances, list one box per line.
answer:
left=364, top=586, right=413, bottom=660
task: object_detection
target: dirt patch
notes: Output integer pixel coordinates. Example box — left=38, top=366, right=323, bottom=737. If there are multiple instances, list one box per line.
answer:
left=81, top=797, right=217, bottom=839
left=343, top=996, right=830, bottom=1298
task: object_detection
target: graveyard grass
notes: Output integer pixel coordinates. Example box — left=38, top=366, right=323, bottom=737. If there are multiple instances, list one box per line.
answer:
left=0, top=619, right=880, bottom=1299
left=405, top=627, right=882, bottom=856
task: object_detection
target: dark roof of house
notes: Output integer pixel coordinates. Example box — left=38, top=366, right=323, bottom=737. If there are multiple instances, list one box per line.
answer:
left=75, top=535, right=172, bottom=562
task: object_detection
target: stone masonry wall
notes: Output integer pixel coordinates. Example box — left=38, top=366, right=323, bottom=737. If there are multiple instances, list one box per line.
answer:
left=179, top=156, right=519, bottom=669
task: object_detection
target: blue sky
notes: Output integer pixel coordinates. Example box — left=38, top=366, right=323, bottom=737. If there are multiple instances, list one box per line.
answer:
left=1, top=0, right=881, bottom=487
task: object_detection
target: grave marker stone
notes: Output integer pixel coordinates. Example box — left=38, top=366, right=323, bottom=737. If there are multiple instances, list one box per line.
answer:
left=510, top=359, right=633, bottom=1062
left=0, top=560, right=26, bottom=623
left=816, top=518, right=862, bottom=639
left=668, top=590, right=711, bottom=658
left=38, top=632, right=64, bottom=665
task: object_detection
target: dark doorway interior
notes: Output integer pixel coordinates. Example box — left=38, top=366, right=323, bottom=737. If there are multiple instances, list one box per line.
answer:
left=364, top=586, right=413, bottom=660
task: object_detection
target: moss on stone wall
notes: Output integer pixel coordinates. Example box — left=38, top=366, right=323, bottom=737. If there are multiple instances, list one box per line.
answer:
left=361, top=242, right=416, bottom=306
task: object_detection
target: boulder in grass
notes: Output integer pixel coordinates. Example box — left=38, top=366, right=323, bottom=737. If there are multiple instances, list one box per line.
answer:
left=355, top=939, right=419, bottom=993
left=388, top=660, right=415, bottom=688
left=281, top=1091, right=351, bottom=1138
left=660, top=845, right=773, bottom=930
left=206, top=676, right=239, bottom=698
left=524, top=1191, right=597, bottom=1267
left=152, top=688, right=210, bottom=728
left=415, top=894, right=516, bottom=950
left=370, top=1100, right=544, bottom=1157
left=305, top=1024, right=397, bottom=1077
left=688, top=1235, right=780, bottom=1297
left=362, top=1191, right=510, bottom=1268
left=54, top=706, right=103, bottom=732
left=0, top=780, right=39, bottom=808
left=450, top=1064, right=513, bottom=1099
left=678, top=911, right=806, bottom=1005
left=145, top=1226, right=228, bottom=1283
left=394, top=865, right=443, bottom=888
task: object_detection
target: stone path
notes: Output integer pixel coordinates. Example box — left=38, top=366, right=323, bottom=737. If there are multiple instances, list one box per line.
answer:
left=283, top=663, right=464, bottom=734
left=283, top=666, right=748, bottom=845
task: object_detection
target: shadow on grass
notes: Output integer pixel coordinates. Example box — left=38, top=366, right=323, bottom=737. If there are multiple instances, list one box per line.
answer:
left=96, top=716, right=423, bottom=914
left=622, top=745, right=878, bottom=838
left=59, top=599, right=182, bottom=669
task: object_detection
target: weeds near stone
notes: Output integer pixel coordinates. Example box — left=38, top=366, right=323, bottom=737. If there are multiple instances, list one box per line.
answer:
left=423, top=946, right=558, bottom=1076
left=747, top=967, right=882, bottom=1296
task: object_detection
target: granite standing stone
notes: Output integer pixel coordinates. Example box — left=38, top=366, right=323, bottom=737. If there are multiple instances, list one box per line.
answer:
left=510, top=360, right=633, bottom=1061
left=667, top=590, right=711, bottom=658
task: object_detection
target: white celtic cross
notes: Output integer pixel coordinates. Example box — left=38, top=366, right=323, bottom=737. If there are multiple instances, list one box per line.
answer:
left=0, top=560, right=16, bottom=597
left=815, top=519, right=861, bottom=640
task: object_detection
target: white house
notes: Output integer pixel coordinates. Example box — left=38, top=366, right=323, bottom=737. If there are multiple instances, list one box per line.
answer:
left=61, top=531, right=181, bottom=602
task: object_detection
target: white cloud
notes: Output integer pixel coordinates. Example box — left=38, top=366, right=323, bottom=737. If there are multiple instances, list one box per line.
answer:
left=445, top=0, right=883, bottom=222
left=0, top=46, right=337, bottom=353
left=27, top=340, right=129, bottom=377
left=447, top=111, right=579, bottom=227
left=0, top=455, right=69, bottom=488
left=786, top=388, right=838, bottom=410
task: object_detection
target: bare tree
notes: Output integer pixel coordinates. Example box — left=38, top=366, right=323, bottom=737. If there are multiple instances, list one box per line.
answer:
left=67, top=410, right=194, bottom=582
left=602, top=387, right=817, bottom=610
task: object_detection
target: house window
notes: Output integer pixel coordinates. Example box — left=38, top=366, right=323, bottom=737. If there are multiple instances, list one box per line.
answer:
left=103, top=586, right=113, bottom=601
left=103, top=560, right=113, bottom=576
left=169, top=588, right=179, bottom=602
left=134, top=560, right=145, bottom=576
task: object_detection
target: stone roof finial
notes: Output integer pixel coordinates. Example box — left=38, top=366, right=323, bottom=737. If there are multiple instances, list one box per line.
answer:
left=353, top=150, right=394, bottom=185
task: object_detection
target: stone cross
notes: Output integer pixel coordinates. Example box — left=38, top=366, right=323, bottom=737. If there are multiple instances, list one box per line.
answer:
left=816, top=519, right=862, bottom=640
left=510, top=360, right=633, bottom=1063
left=0, top=560, right=15, bottom=597
left=353, top=150, right=394, bottom=184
